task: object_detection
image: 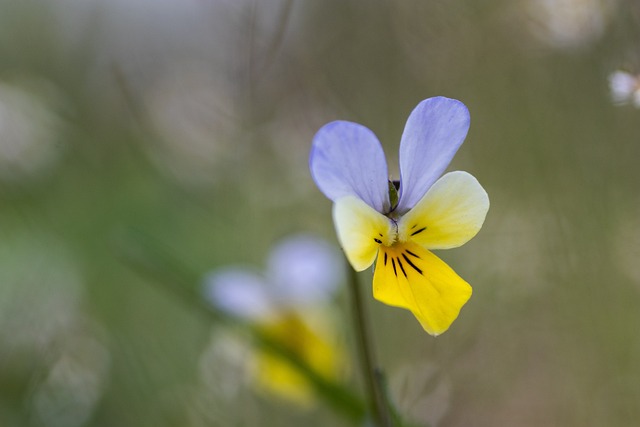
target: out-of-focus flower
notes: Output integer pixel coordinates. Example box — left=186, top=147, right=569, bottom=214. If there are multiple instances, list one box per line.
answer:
left=310, top=97, right=489, bottom=336
left=523, top=0, right=615, bottom=50
left=0, top=80, right=65, bottom=182
left=203, top=234, right=344, bottom=406
left=609, top=70, right=640, bottom=107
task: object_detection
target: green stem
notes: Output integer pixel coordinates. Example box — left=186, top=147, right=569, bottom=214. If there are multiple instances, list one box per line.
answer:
left=347, top=263, right=393, bottom=427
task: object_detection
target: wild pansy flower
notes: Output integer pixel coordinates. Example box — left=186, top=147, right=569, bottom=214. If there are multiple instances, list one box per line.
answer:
left=203, top=234, right=344, bottom=405
left=310, top=97, right=489, bottom=336
left=609, top=70, right=640, bottom=107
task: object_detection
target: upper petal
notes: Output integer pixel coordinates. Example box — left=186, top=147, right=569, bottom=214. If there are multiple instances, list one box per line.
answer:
left=310, top=121, right=390, bottom=213
left=266, top=234, right=344, bottom=306
left=332, top=196, right=396, bottom=271
left=398, top=171, right=489, bottom=249
left=395, top=97, right=470, bottom=214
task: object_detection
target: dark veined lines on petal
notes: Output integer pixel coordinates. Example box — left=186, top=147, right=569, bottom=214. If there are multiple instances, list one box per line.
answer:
left=402, top=253, right=422, bottom=275
left=373, top=232, right=384, bottom=245
left=396, top=257, right=407, bottom=277
left=410, top=226, right=427, bottom=236
left=406, top=249, right=420, bottom=258
left=389, top=250, right=424, bottom=278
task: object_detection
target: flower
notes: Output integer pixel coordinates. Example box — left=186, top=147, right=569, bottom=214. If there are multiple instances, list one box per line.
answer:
left=203, top=234, right=344, bottom=405
left=522, top=0, right=612, bottom=50
left=0, top=79, right=65, bottom=182
left=608, top=70, right=640, bottom=107
left=309, top=97, right=490, bottom=336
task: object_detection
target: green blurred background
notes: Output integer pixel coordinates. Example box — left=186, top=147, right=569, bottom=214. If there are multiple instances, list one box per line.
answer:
left=1, top=0, right=639, bottom=426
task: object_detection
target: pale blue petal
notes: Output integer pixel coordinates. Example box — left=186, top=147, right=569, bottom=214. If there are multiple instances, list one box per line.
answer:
left=267, top=234, right=343, bottom=307
left=203, top=268, right=275, bottom=320
left=395, top=97, right=470, bottom=214
left=310, top=121, right=390, bottom=213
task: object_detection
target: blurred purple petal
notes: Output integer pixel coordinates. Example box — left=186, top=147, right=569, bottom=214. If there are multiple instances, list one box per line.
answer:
left=310, top=121, right=390, bottom=213
left=203, top=268, right=274, bottom=320
left=266, top=234, right=343, bottom=307
left=395, top=97, right=470, bottom=214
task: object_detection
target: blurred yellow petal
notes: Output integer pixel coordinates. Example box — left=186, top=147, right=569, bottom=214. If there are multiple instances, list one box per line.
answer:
left=255, top=311, right=342, bottom=406
left=373, top=242, right=472, bottom=336
left=398, top=171, right=489, bottom=249
left=255, top=351, right=315, bottom=406
left=332, top=196, right=396, bottom=271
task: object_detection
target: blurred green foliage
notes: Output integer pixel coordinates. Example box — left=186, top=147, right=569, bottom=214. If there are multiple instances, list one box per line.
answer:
left=0, top=0, right=639, bottom=426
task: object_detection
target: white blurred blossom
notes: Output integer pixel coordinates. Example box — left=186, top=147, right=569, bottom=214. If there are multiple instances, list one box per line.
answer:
left=0, top=80, right=65, bottom=182
left=524, top=0, right=615, bottom=50
left=609, top=71, right=640, bottom=107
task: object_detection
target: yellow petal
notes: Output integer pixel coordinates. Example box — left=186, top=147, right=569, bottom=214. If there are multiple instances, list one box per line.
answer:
left=373, top=242, right=472, bottom=336
left=255, top=310, right=342, bottom=406
left=398, top=171, right=489, bottom=249
left=332, top=196, right=396, bottom=271
left=255, top=351, right=314, bottom=406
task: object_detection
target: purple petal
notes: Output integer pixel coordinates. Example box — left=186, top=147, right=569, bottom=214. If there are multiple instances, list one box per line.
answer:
left=266, top=234, right=343, bottom=307
left=310, top=121, right=390, bottom=213
left=395, top=97, right=470, bottom=214
left=202, top=268, right=274, bottom=320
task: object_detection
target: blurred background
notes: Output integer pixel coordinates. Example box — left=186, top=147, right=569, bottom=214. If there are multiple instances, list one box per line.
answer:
left=1, top=0, right=639, bottom=426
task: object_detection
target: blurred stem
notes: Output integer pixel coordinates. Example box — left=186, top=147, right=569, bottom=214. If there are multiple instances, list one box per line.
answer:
left=115, top=228, right=366, bottom=423
left=347, top=263, right=393, bottom=427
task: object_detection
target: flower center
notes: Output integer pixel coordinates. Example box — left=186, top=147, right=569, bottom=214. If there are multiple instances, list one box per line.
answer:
left=373, top=217, right=399, bottom=247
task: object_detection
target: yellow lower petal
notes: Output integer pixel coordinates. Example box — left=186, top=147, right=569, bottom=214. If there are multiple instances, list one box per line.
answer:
left=373, top=242, right=472, bottom=336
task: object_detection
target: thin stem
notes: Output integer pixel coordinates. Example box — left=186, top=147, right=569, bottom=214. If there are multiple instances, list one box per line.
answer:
left=347, top=262, right=393, bottom=427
